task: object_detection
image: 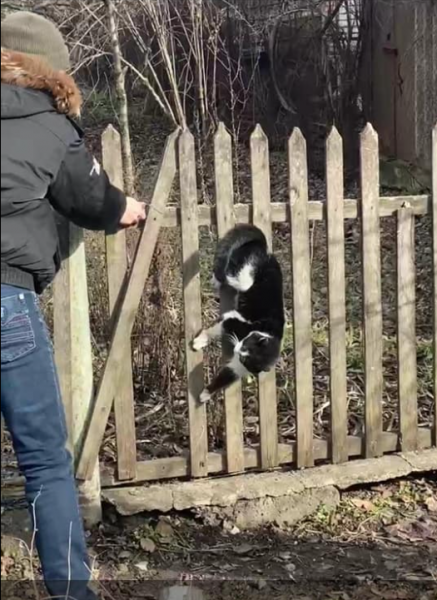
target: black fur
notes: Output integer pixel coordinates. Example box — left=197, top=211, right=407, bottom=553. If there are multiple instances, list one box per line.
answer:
left=213, top=224, right=268, bottom=288
left=193, top=225, right=285, bottom=403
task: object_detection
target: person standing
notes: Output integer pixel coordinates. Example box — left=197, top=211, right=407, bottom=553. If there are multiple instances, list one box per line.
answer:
left=1, top=11, right=145, bottom=599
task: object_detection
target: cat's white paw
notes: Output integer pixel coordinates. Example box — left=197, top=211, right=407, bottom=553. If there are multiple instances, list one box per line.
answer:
left=192, top=331, right=209, bottom=352
left=199, top=389, right=212, bottom=404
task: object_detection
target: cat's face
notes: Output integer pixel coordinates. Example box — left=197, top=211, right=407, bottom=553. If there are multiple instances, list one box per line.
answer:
left=235, top=332, right=280, bottom=375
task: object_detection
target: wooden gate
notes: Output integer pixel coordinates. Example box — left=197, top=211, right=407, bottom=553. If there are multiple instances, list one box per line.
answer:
left=70, top=122, right=436, bottom=487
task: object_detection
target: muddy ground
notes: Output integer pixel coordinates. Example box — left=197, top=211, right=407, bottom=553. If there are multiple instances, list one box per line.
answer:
left=2, top=476, right=436, bottom=599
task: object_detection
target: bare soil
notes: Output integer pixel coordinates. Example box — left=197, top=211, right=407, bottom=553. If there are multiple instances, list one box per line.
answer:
left=2, top=477, right=436, bottom=599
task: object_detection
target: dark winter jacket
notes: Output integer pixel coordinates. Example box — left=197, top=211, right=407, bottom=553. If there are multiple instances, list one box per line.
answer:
left=1, top=48, right=127, bottom=293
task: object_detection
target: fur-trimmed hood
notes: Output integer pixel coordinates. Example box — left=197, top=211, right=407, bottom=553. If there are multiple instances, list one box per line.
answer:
left=1, top=48, right=82, bottom=117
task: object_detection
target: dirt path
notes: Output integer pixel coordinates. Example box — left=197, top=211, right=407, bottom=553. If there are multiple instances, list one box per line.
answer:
left=2, top=477, right=436, bottom=599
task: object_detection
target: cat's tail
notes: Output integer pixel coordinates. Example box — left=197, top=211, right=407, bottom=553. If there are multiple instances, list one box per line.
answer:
left=215, top=225, right=268, bottom=293
left=229, top=224, right=268, bottom=250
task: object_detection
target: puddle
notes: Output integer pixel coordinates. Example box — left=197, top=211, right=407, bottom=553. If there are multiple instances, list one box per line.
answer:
left=159, top=586, right=205, bottom=600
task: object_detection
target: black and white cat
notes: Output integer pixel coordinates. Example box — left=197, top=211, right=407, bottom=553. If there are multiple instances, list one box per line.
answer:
left=192, top=224, right=285, bottom=404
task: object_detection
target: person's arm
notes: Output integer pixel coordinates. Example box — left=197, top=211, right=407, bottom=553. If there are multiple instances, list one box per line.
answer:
left=48, top=136, right=145, bottom=232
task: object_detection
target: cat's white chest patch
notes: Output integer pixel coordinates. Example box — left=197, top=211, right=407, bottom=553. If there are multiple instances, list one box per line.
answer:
left=226, top=263, right=255, bottom=292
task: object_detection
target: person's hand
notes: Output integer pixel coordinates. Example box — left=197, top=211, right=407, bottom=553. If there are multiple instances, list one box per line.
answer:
left=119, top=197, right=146, bottom=228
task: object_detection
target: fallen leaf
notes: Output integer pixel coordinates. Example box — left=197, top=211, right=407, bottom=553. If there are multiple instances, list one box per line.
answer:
left=1, top=556, right=15, bottom=577
left=380, top=488, right=393, bottom=500
left=140, top=538, right=157, bottom=553
left=351, top=498, right=376, bottom=512
left=233, top=543, right=255, bottom=556
left=118, top=563, right=130, bottom=574
left=385, top=517, right=437, bottom=543
left=285, top=563, right=297, bottom=573
left=156, top=520, right=174, bottom=539
left=135, top=561, right=149, bottom=572
left=278, top=551, right=292, bottom=561
left=425, top=496, right=437, bottom=513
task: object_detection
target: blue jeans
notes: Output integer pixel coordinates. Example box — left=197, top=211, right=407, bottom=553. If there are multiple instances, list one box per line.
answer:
left=1, top=285, right=96, bottom=599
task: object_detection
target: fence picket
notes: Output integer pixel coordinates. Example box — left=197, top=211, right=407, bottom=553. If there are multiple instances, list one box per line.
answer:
left=180, top=130, right=209, bottom=478
left=326, top=127, right=348, bottom=464
left=397, top=207, right=418, bottom=451
left=214, top=123, right=245, bottom=473
left=102, top=126, right=137, bottom=481
left=74, top=119, right=436, bottom=488
left=360, top=124, right=383, bottom=458
left=251, top=124, right=279, bottom=469
left=433, top=124, right=437, bottom=446
left=289, top=128, right=314, bottom=468
left=76, top=130, right=178, bottom=481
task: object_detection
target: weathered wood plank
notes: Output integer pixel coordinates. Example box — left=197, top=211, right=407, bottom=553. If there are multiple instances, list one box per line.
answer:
left=289, top=128, right=314, bottom=468
left=397, top=207, right=418, bottom=451
left=159, top=196, right=431, bottom=228
left=76, top=130, right=179, bottom=481
left=215, top=122, right=245, bottom=474
left=326, top=127, right=348, bottom=464
left=251, top=125, right=279, bottom=469
left=102, top=125, right=137, bottom=481
left=13, top=427, right=436, bottom=490
left=54, top=217, right=74, bottom=454
left=433, top=124, right=437, bottom=446
left=179, top=130, right=209, bottom=478
left=251, top=125, right=273, bottom=248
left=54, top=220, right=102, bottom=524
left=99, top=429, right=435, bottom=487
left=360, top=124, right=383, bottom=458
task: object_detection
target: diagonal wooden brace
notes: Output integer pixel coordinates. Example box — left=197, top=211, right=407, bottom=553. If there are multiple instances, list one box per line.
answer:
left=76, top=130, right=179, bottom=481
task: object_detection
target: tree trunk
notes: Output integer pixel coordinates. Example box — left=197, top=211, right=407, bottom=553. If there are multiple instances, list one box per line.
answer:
left=105, top=0, right=135, bottom=196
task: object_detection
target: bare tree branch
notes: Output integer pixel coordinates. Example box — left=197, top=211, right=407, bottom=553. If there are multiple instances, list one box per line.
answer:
left=104, top=0, right=135, bottom=195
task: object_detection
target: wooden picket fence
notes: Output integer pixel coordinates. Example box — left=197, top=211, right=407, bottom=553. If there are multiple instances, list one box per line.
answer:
left=55, top=122, right=437, bottom=490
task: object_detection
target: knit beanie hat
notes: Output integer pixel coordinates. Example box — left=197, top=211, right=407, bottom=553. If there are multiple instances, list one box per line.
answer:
left=1, top=11, right=70, bottom=72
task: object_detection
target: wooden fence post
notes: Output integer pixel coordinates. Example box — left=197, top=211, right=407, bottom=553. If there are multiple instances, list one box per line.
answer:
left=102, top=126, right=137, bottom=481
left=179, top=129, right=209, bottom=478
left=432, top=124, right=437, bottom=447
left=397, top=206, right=418, bottom=451
left=54, top=219, right=102, bottom=527
left=326, top=127, right=348, bottom=464
left=288, top=128, right=314, bottom=468
left=214, top=122, right=245, bottom=474
left=76, top=130, right=179, bottom=481
left=360, top=124, right=383, bottom=458
left=251, top=124, right=279, bottom=469
left=54, top=219, right=73, bottom=454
